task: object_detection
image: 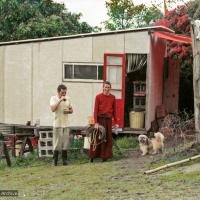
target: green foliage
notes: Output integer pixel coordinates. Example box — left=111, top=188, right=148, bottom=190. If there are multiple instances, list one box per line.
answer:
left=104, top=0, right=144, bottom=30
left=104, top=0, right=162, bottom=30
left=70, top=137, right=84, bottom=149
left=0, top=0, right=94, bottom=42
left=135, top=5, right=163, bottom=27
left=187, top=0, right=200, bottom=19
left=13, top=152, right=48, bottom=167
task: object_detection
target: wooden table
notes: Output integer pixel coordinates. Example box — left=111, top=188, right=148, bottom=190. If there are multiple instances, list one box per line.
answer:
left=0, top=123, right=52, bottom=157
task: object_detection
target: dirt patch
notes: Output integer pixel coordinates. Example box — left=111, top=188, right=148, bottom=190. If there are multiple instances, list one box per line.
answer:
left=121, top=151, right=164, bottom=172
left=181, top=163, right=200, bottom=173
left=119, top=143, right=200, bottom=174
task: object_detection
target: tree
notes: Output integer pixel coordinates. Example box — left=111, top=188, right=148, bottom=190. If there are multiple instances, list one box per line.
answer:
left=0, top=0, right=94, bottom=42
left=135, top=5, right=163, bottom=27
left=154, top=1, right=200, bottom=112
left=104, top=0, right=163, bottom=30
left=187, top=0, right=200, bottom=19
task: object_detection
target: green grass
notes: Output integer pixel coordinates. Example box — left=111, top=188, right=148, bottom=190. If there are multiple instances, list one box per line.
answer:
left=115, top=136, right=138, bottom=150
left=1, top=137, right=200, bottom=199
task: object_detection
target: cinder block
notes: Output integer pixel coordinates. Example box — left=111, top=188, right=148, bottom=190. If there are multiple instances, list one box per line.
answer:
left=38, top=145, right=53, bottom=151
left=38, top=149, right=53, bottom=157
left=38, top=139, right=53, bottom=148
left=39, top=131, right=53, bottom=139
left=38, top=138, right=53, bottom=158
left=48, top=132, right=53, bottom=138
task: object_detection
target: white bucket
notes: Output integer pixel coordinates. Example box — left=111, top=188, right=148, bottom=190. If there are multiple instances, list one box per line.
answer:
left=83, top=136, right=90, bottom=149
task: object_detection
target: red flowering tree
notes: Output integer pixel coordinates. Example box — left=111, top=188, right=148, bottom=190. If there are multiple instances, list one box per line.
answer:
left=154, top=5, right=192, bottom=68
left=154, top=4, right=195, bottom=112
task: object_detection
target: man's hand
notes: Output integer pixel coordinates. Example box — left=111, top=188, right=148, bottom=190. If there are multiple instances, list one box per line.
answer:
left=63, top=107, right=73, bottom=114
left=114, top=124, right=119, bottom=128
left=60, top=96, right=66, bottom=102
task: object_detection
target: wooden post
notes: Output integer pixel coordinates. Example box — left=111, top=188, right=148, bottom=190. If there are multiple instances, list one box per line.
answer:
left=0, top=133, right=11, bottom=167
left=191, top=20, right=200, bottom=142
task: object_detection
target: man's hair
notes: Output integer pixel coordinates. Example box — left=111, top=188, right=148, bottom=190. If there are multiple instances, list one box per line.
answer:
left=103, top=81, right=111, bottom=87
left=57, top=84, right=67, bottom=92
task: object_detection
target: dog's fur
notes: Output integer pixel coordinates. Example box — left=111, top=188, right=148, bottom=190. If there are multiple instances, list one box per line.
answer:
left=138, top=132, right=164, bottom=156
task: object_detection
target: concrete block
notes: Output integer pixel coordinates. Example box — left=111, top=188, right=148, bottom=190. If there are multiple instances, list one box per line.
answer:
left=38, top=149, right=53, bottom=157
left=38, top=139, right=53, bottom=148
left=39, top=131, right=53, bottom=139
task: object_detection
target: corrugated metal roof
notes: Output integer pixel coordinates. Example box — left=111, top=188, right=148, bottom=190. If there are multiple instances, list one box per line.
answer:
left=0, top=26, right=174, bottom=46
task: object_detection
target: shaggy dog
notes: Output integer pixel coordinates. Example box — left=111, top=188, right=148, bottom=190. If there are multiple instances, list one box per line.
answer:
left=138, top=132, right=164, bottom=156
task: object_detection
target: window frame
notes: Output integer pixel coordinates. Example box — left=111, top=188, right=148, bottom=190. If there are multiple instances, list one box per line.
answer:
left=62, top=62, right=103, bottom=83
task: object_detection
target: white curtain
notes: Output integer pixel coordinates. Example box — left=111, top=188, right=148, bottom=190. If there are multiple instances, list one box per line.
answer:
left=127, top=54, right=147, bottom=73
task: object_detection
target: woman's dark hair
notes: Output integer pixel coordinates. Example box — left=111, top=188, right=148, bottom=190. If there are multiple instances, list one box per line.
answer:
left=57, top=84, right=67, bottom=92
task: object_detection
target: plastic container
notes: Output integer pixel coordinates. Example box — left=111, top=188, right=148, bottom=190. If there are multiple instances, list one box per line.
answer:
left=129, top=111, right=145, bottom=128
left=83, top=136, right=90, bottom=149
left=15, top=140, right=22, bottom=157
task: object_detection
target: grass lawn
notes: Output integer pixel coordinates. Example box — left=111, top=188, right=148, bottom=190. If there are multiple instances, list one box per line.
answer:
left=1, top=137, right=200, bottom=200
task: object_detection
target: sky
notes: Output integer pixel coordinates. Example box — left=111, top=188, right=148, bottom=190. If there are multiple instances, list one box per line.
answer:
left=53, top=0, right=186, bottom=27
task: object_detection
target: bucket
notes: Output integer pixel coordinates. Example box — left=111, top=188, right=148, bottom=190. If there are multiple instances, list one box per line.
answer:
left=129, top=111, right=145, bottom=128
left=15, top=140, right=22, bottom=157
left=83, top=136, right=90, bottom=149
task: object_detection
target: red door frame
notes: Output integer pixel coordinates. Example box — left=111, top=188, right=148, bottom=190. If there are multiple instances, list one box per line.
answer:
left=103, top=53, right=126, bottom=128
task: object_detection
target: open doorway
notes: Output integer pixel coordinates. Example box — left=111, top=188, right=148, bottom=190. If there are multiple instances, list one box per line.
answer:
left=124, top=54, right=147, bottom=127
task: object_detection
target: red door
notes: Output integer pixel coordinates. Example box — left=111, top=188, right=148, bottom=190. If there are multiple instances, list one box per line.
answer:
left=104, top=53, right=126, bottom=128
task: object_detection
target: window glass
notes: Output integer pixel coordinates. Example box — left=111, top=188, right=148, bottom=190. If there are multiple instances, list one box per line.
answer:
left=64, top=63, right=103, bottom=80
left=106, top=65, right=122, bottom=90
left=64, top=64, right=73, bottom=79
left=74, top=65, right=97, bottom=79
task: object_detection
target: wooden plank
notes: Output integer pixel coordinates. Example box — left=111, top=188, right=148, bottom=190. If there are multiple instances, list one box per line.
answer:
left=118, top=130, right=147, bottom=135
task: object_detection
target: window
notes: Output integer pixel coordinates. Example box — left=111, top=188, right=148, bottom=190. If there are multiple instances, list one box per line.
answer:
left=63, top=63, right=103, bottom=81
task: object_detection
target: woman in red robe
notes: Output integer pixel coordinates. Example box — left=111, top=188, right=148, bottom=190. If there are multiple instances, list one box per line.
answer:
left=89, top=81, right=118, bottom=162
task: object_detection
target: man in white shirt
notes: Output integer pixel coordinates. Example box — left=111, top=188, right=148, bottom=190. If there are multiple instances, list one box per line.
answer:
left=50, top=84, right=73, bottom=166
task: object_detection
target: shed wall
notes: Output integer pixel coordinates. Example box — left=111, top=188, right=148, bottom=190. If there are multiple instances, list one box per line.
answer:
left=146, top=36, right=166, bottom=129
left=125, top=32, right=149, bottom=53
left=163, top=58, right=179, bottom=113
left=63, top=37, right=93, bottom=62
left=32, top=41, right=63, bottom=125
left=0, top=31, right=150, bottom=126
left=4, top=44, right=32, bottom=123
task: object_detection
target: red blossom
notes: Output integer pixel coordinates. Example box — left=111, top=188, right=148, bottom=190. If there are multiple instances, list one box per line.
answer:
left=185, top=24, right=190, bottom=33
left=154, top=5, right=192, bottom=67
left=185, top=59, right=191, bottom=65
